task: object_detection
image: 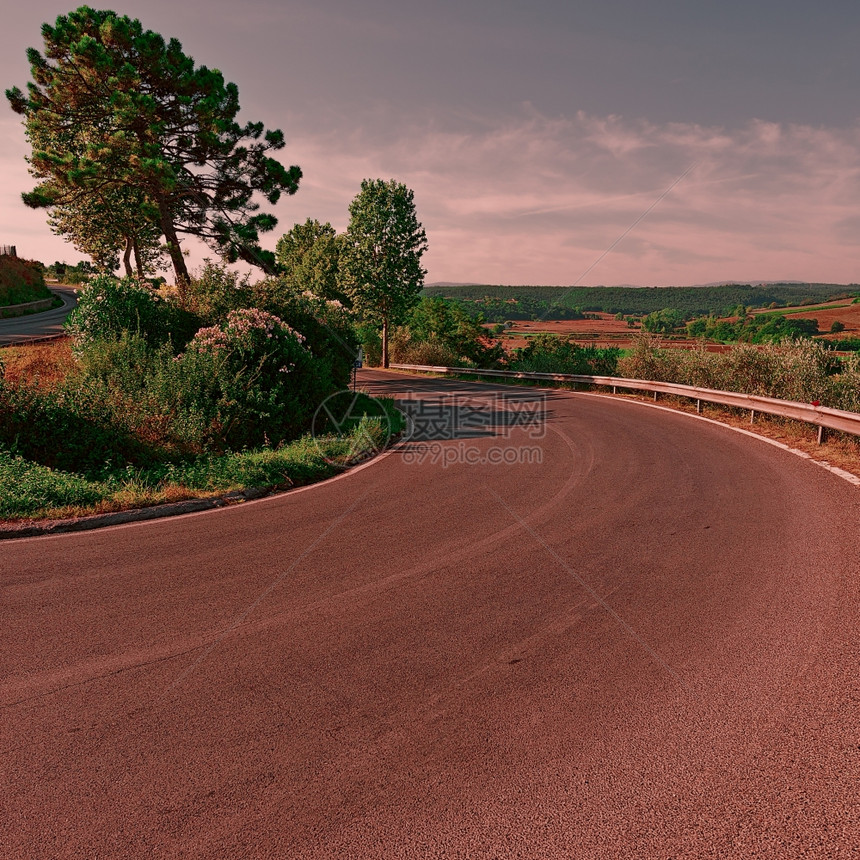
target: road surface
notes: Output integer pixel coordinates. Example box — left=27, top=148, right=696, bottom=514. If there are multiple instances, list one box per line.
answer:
left=0, top=286, right=77, bottom=345
left=1, top=370, right=859, bottom=858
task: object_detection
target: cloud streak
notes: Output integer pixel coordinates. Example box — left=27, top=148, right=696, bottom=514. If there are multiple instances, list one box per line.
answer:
left=285, top=108, right=860, bottom=285
left=4, top=108, right=860, bottom=286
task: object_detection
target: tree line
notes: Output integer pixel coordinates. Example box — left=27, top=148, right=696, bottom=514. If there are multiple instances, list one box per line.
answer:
left=427, top=284, right=858, bottom=318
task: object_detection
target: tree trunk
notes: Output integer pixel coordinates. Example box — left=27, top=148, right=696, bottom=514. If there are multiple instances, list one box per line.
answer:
left=159, top=203, right=190, bottom=303
left=122, top=236, right=133, bottom=278
left=132, top=236, right=145, bottom=279
left=382, top=316, right=389, bottom=368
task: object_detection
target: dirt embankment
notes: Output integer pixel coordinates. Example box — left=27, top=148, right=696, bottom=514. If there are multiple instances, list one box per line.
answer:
left=0, top=256, right=51, bottom=306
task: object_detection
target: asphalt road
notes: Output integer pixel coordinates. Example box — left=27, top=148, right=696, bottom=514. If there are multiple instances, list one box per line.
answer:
left=0, top=286, right=77, bottom=344
left=2, top=370, right=859, bottom=858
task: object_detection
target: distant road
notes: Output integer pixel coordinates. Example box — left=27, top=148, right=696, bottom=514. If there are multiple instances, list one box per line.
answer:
left=1, top=370, right=859, bottom=857
left=0, top=286, right=77, bottom=345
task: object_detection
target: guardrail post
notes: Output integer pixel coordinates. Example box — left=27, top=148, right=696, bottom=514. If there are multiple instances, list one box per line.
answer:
left=750, top=409, right=756, bottom=424
left=612, top=385, right=617, bottom=394
left=818, top=425, right=826, bottom=445
left=696, top=399, right=702, bottom=414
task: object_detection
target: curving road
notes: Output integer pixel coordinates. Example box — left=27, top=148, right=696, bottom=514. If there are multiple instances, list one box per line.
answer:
left=0, top=286, right=77, bottom=345
left=2, top=370, right=859, bottom=858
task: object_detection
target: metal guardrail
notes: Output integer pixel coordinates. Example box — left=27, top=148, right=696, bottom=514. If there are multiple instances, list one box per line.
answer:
left=390, top=363, right=860, bottom=442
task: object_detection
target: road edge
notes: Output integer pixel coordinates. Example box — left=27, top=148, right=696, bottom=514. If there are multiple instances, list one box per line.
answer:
left=0, top=436, right=402, bottom=542
left=381, top=368, right=860, bottom=489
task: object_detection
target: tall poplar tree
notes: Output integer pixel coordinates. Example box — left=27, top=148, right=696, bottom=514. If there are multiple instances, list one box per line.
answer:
left=338, top=179, right=428, bottom=368
left=6, top=6, right=301, bottom=297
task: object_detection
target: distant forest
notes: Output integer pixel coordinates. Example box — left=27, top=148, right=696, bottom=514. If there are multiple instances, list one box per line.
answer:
left=423, top=283, right=860, bottom=321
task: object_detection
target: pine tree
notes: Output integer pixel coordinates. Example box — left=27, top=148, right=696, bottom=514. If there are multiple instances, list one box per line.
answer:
left=7, top=6, right=301, bottom=298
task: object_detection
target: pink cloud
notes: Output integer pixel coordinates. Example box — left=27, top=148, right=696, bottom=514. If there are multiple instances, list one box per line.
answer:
left=3, top=108, right=860, bottom=286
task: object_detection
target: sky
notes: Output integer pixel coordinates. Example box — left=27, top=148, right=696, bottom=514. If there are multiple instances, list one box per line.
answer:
left=2, top=0, right=860, bottom=286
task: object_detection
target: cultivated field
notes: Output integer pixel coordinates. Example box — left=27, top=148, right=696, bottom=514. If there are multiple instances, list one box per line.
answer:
left=496, top=314, right=727, bottom=352
left=495, top=300, right=860, bottom=352
left=751, top=299, right=860, bottom=338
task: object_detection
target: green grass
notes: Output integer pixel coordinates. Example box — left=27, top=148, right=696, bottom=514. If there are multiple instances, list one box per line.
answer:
left=0, top=395, right=404, bottom=522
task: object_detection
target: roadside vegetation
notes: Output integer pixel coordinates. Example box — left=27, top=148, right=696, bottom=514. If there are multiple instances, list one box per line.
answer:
left=386, top=294, right=860, bottom=414
left=2, top=9, right=433, bottom=523
left=618, top=335, right=860, bottom=413
left=0, top=269, right=403, bottom=522
left=0, top=428, right=393, bottom=520
left=387, top=294, right=860, bottom=469
left=0, top=192, right=418, bottom=523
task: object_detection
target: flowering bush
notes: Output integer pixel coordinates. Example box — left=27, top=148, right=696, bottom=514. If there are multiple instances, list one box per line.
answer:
left=250, top=275, right=359, bottom=388
left=175, top=309, right=332, bottom=449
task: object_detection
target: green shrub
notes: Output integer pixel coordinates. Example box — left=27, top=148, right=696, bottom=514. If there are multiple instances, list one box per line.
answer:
left=0, top=373, right=155, bottom=473
left=390, top=332, right=460, bottom=367
left=66, top=275, right=167, bottom=346
left=509, top=333, right=620, bottom=375
left=825, top=337, right=860, bottom=352
left=618, top=335, right=858, bottom=411
left=67, top=275, right=201, bottom=354
left=831, top=353, right=860, bottom=412
left=186, top=261, right=254, bottom=325
left=0, top=450, right=104, bottom=516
